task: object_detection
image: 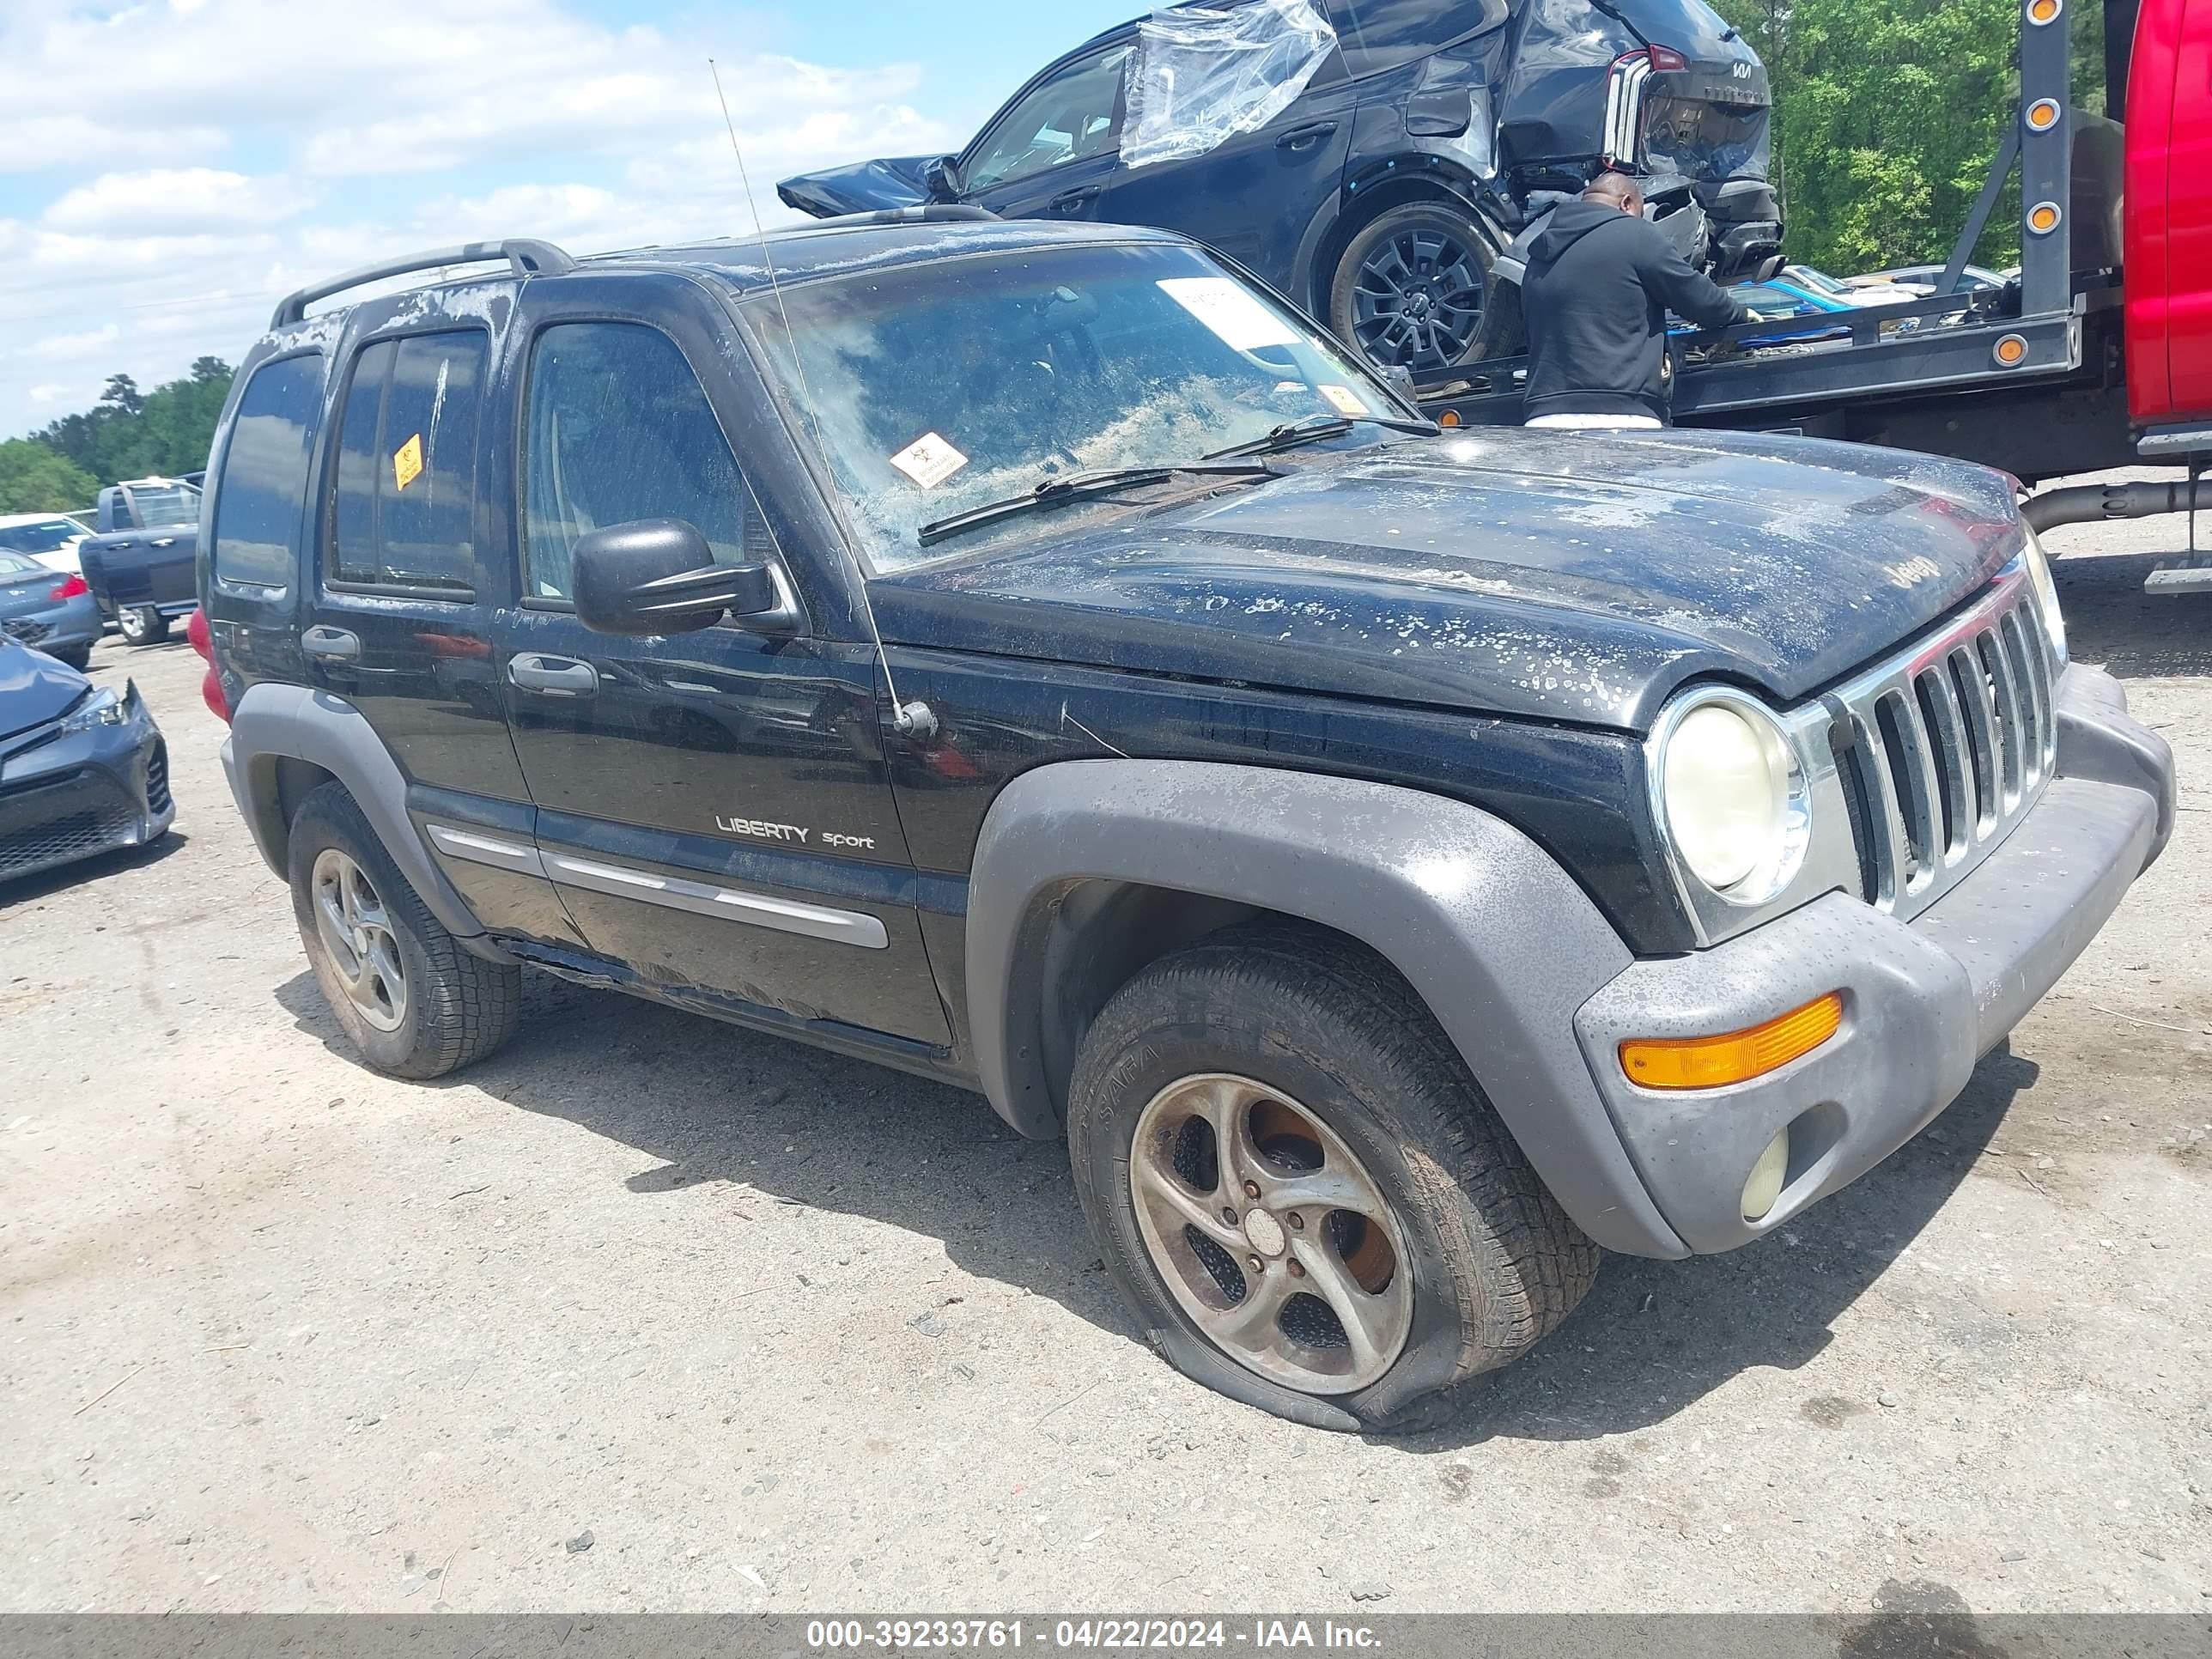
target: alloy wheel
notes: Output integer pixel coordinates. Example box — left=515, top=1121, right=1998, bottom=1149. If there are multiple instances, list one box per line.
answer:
left=1127, top=1072, right=1413, bottom=1395
left=311, top=848, right=408, bottom=1032
left=1349, top=225, right=1486, bottom=370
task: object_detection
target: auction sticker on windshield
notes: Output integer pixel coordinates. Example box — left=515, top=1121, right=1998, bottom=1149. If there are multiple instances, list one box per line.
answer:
left=890, top=431, right=969, bottom=489
left=1158, top=277, right=1302, bottom=351
left=1317, top=384, right=1370, bottom=416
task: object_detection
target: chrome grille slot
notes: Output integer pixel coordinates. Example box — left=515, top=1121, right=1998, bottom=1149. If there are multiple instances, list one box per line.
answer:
left=1826, top=566, right=2058, bottom=920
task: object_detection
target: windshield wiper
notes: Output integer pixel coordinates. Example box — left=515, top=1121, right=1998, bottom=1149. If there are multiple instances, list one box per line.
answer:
left=1202, top=410, right=1438, bottom=460
left=915, top=462, right=1279, bottom=547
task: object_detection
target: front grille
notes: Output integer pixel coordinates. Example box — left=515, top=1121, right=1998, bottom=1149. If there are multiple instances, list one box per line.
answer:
left=3, top=617, right=52, bottom=646
left=1831, top=575, right=2059, bottom=916
left=0, top=769, right=141, bottom=880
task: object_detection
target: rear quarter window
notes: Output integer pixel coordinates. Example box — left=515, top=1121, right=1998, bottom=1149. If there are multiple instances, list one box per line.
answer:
left=1330, top=0, right=1505, bottom=76
left=210, top=353, right=327, bottom=590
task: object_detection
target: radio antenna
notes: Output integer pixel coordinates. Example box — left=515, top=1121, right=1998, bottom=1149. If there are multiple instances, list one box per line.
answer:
left=708, top=57, right=933, bottom=737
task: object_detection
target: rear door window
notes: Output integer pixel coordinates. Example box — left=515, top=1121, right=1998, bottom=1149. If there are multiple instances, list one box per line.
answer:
left=210, top=353, right=326, bottom=589
left=326, top=329, right=488, bottom=594
left=1329, top=0, right=1504, bottom=76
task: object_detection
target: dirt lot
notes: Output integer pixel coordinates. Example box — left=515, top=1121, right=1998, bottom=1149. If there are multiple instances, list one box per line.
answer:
left=3, top=515, right=2209, bottom=1617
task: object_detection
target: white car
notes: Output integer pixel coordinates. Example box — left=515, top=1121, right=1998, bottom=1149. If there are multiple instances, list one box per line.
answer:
left=0, top=512, right=94, bottom=578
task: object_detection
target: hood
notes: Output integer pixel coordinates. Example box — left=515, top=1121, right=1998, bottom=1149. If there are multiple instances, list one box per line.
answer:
left=1530, top=200, right=1637, bottom=262
left=776, top=155, right=937, bottom=219
left=0, top=636, right=91, bottom=741
left=871, top=428, right=2026, bottom=732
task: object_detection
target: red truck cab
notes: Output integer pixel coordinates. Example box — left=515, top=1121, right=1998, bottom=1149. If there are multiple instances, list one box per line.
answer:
left=2125, top=0, right=2212, bottom=427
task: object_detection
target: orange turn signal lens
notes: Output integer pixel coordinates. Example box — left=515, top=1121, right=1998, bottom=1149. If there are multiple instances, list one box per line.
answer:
left=1994, top=332, right=2029, bottom=366
left=1620, top=993, right=1844, bottom=1091
left=2026, top=98, right=2062, bottom=131
left=2026, top=0, right=2061, bottom=23
left=2027, top=201, right=2062, bottom=234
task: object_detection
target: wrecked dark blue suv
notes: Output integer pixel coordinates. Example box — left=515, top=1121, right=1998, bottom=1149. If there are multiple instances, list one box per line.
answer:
left=780, top=0, right=1778, bottom=371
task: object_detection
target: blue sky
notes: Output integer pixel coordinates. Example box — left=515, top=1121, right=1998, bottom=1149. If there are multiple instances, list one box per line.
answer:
left=0, top=0, right=1143, bottom=441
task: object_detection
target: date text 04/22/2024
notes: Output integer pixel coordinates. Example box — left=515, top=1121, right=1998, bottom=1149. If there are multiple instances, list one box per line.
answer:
left=800, top=1620, right=1384, bottom=1651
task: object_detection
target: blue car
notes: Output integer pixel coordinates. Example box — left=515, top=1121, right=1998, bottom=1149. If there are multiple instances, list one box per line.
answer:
left=0, top=550, right=101, bottom=671
left=0, top=635, right=173, bottom=884
left=780, top=0, right=1778, bottom=372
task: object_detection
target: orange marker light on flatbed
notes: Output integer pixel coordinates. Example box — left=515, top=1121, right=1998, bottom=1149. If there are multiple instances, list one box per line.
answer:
left=1620, top=993, right=1844, bottom=1090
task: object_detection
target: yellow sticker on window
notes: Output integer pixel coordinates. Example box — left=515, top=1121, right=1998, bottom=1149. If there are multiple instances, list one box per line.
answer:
left=392, top=433, right=423, bottom=492
left=1317, top=384, right=1370, bottom=417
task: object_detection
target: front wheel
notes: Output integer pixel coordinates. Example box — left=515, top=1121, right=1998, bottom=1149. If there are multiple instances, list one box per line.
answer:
left=118, top=605, right=168, bottom=647
left=1328, top=202, right=1495, bottom=373
left=1066, top=922, right=1597, bottom=1431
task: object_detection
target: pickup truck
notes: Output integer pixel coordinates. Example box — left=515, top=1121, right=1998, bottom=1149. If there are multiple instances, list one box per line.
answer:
left=76, top=477, right=202, bottom=645
left=200, top=217, right=2173, bottom=1431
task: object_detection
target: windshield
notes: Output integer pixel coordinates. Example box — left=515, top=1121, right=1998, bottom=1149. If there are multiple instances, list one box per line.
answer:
left=0, top=519, right=86, bottom=556
left=744, top=242, right=1408, bottom=574
left=131, top=483, right=201, bottom=528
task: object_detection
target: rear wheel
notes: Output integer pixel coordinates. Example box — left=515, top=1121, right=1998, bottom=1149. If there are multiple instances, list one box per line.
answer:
left=1066, top=922, right=1598, bottom=1431
left=51, top=643, right=91, bottom=671
left=1328, top=202, right=1495, bottom=373
left=287, top=781, right=520, bottom=1079
left=118, top=605, right=168, bottom=647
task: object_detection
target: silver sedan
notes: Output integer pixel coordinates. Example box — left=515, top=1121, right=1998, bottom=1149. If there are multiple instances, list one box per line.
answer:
left=0, top=550, right=101, bottom=670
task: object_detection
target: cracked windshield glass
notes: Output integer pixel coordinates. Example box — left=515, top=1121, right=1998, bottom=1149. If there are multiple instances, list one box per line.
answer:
left=746, top=242, right=1410, bottom=572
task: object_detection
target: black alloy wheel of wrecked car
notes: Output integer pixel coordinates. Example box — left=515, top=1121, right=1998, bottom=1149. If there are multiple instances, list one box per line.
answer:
left=1066, top=921, right=1597, bottom=1431
left=1329, top=203, right=1496, bottom=373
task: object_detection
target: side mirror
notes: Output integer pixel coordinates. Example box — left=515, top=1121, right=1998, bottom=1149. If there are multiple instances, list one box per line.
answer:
left=570, top=519, right=784, bottom=636
left=922, top=155, right=962, bottom=203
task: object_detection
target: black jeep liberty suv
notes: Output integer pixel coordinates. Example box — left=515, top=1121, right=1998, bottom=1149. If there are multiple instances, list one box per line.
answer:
left=199, top=213, right=2174, bottom=1431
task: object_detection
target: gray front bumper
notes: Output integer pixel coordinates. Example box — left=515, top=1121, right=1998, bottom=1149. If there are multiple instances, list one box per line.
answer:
left=1575, top=662, right=2172, bottom=1255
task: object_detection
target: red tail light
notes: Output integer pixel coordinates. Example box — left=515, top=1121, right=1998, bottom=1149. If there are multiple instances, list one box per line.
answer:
left=49, top=574, right=89, bottom=601
left=185, top=608, right=231, bottom=723
left=1647, top=44, right=1691, bottom=71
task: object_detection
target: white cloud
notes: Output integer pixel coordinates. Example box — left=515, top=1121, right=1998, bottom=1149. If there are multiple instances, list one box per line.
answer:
left=14, top=323, right=121, bottom=362
left=0, top=0, right=982, bottom=437
left=42, top=169, right=318, bottom=235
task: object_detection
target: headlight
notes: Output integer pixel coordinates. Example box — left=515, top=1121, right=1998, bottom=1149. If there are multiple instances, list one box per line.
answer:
left=1656, top=691, right=1809, bottom=901
left=2019, top=528, right=2067, bottom=664
left=57, top=684, right=128, bottom=736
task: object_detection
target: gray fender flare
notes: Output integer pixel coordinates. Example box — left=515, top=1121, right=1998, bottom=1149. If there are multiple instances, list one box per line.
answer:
left=963, top=759, right=1687, bottom=1258
left=222, top=682, right=507, bottom=958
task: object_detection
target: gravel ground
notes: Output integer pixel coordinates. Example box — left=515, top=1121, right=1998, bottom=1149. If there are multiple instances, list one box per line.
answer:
left=3, top=514, right=2208, bottom=1617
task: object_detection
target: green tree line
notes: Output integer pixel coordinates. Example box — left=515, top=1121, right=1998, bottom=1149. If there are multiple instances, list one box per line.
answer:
left=0, top=357, right=234, bottom=514
left=1711, top=0, right=2108, bottom=274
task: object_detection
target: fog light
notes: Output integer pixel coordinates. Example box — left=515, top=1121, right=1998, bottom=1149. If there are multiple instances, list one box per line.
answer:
left=1741, top=1128, right=1790, bottom=1222
left=1619, top=992, right=1843, bottom=1091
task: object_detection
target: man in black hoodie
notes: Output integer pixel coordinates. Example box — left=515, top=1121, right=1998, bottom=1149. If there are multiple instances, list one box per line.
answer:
left=1521, top=172, right=1751, bottom=428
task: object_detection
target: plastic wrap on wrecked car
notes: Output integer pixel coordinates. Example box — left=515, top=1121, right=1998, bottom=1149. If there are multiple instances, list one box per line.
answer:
left=1122, top=0, right=1339, bottom=171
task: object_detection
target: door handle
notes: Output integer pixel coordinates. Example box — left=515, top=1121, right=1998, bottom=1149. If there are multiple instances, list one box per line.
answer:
left=151, top=537, right=177, bottom=548
left=1275, top=120, right=1339, bottom=150
left=508, top=653, right=599, bottom=696
left=301, top=625, right=362, bottom=661
left=1048, top=185, right=1102, bottom=210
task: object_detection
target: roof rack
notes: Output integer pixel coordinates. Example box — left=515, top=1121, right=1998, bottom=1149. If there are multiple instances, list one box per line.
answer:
left=270, top=239, right=576, bottom=330
left=843, top=205, right=1000, bottom=227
